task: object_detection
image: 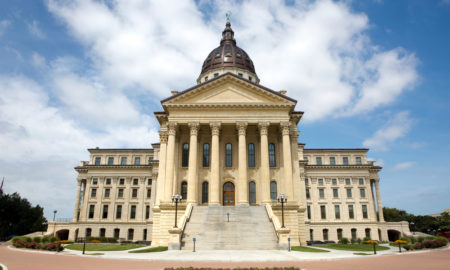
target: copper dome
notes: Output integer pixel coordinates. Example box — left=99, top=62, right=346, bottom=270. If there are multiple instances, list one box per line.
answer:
left=200, top=22, right=256, bottom=75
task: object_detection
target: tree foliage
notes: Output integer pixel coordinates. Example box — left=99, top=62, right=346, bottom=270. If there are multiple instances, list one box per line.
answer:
left=0, top=190, right=47, bottom=239
left=383, top=207, right=450, bottom=234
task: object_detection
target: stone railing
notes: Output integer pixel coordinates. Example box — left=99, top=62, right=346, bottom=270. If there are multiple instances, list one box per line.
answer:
left=179, top=203, right=193, bottom=230
left=265, top=204, right=290, bottom=248
left=168, top=203, right=193, bottom=250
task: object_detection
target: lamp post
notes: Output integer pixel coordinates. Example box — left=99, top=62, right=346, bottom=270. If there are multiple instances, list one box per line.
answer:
left=53, top=210, right=57, bottom=237
left=277, top=194, right=287, bottom=228
left=172, top=194, right=182, bottom=228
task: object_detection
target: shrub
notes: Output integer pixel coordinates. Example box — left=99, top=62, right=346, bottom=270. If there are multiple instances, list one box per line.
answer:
left=91, top=239, right=101, bottom=243
left=409, top=237, right=416, bottom=244
left=107, top=237, right=118, bottom=243
left=351, top=238, right=357, bottom=244
left=434, top=236, right=449, bottom=244
left=33, top=237, right=42, bottom=243
left=339, top=238, right=349, bottom=244
left=13, top=240, right=26, bottom=248
left=42, top=237, right=50, bottom=243
left=44, top=243, right=64, bottom=251
left=414, top=243, right=423, bottom=250
left=357, top=238, right=362, bottom=244
left=417, top=236, right=425, bottom=243
left=362, top=237, right=371, bottom=242
left=50, top=236, right=60, bottom=243
left=403, top=244, right=413, bottom=251
left=11, top=236, right=28, bottom=243
left=25, top=237, right=32, bottom=242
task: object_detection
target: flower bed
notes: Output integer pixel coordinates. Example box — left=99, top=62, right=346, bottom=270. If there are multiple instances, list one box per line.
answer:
left=11, top=237, right=64, bottom=252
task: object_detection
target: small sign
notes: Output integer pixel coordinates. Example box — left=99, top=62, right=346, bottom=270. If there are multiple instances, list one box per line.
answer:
left=288, top=237, right=291, bottom=242
left=193, top=237, right=196, bottom=242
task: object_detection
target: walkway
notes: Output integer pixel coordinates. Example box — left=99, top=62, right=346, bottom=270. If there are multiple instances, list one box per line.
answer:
left=0, top=244, right=449, bottom=270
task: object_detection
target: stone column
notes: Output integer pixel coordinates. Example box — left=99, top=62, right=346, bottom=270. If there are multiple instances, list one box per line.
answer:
left=187, top=121, right=200, bottom=204
left=80, top=180, right=89, bottom=221
left=375, top=179, right=385, bottom=222
left=210, top=122, right=221, bottom=204
left=72, top=179, right=82, bottom=222
left=237, top=121, right=248, bottom=205
left=164, top=122, right=177, bottom=202
left=155, top=131, right=168, bottom=206
left=281, top=121, right=294, bottom=199
left=258, top=122, right=271, bottom=204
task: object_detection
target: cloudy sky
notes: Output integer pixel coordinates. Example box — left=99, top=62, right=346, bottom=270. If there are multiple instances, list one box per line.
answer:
left=0, top=0, right=449, bottom=220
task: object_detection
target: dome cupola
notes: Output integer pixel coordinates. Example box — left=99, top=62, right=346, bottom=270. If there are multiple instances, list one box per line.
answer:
left=197, top=18, right=259, bottom=84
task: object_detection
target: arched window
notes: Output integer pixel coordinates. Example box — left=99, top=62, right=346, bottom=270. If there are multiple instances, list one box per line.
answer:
left=270, top=181, right=277, bottom=200
left=181, top=181, right=187, bottom=200
left=225, top=143, right=232, bottom=167
left=202, top=181, right=209, bottom=204
left=203, top=143, right=210, bottom=167
left=249, top=181, right=256, bottom=204
left=182, top=143, right=189, bottom=167
left=269, top=143, right=276, bottom=167
left=248, top=143, right=255, bottom=167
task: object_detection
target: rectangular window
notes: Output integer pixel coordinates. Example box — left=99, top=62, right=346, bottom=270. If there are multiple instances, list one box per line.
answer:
left=121, top=157, right=127, bottom=165
left=248, top=143, right=255, bottom=167
left=362, top=205, right=368, bottom=219
left=104, top=188, right=110, bottom=198
left=91, top=188, right=97, bottom=198
left=203, top=143, right=210, bottom=167
left=119, top=178, right=125, bottom=185
left=335, top=205, right=340, bottom=219
left=346, top=188, right=352, bottom=198
left=316, top=157, right=322, bottom=165
left=118, top=189, right=124, bottom=198
left=94, top=157, right=101, bottom=165
left=238, top=73, right=243, bottom=77
left=319, top=188, right=325, bottom=198
left=214, top=73, right=219, bottom=77
left=225, top=143, right=232, bottom=167
left=356, top=157, right=362, bottom=165
left=145, top=205, right=150, bottom=219
left=204, top=76, right=208, bottom=81
left=132, top=188, right=138, bottom=198
left=88, top=205, right=95, bottom=219
left=105, top=178, right=111, bottom=185
left=133, top=178, right=138, bottom=185
left=134, top=157, right=141, bottom=165
left=146, top=189, right=151, bottom=198
left=306, top=189, right=310, bottom=199
left=332, top=178, right=337, bottom=185
left=330, top=157, right=336, bottom=165
left=307, top=205, right=311, bottom=219
left=108, top=157, right=114, bottom=165
left=318, top=178, right=324, bottom=186
left=345, top=178, right=351, bottom=185
left=360, top=188, right=366, bottom=198
left=333, top=188, right=339, bottom=198
left=323, top=229, right=329, bottom=241
left=320, top=205, right=326, bottom=219
left=269, top=143, right=276, bottom=167
left=147, top=179, right=152, bottom=185
left=349, top=205, right=354, bottom=219
left=359, top=178, right=364, bottom=185
left=343, top=157, right=349, bottom=165
left=130, top=205, right=136, bottom=219
left=102, top=205, right=108, bottom=219
left=249, top=76, right=252, bottom=81
left=116, top=205, right=122, bottom=219
left=92, top=178, right=98, bottom=185
left=305, top=178, right=309, bottom=186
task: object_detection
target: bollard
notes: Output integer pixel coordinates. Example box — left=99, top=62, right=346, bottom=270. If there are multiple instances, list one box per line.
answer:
left=82, top=237, right=86, bottom=255
left=227, top=212, right=229, bottom=222
left=398, top=242, right=402, bottom=253
left=373, top=242, right=376, bottom=255
left=193, top=237, right=196, bottom=252
left=288, top=237, right=291, bottom=252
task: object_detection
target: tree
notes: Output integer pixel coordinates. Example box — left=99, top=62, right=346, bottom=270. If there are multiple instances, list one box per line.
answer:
left=383, top=207, right=450, bottom=234
left=0, top=190, right=47, bottom=240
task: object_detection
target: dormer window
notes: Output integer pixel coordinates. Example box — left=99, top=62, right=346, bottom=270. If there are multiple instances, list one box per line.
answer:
left=248, top=76, right=252, bottom=81
left=215, top=53, right=221, bottom=58
left=236, top=53, right=241, bottom=58
left=238, top=73, right=243, bottom=77
left=205, top=76, right=208, bottom=81
left=225, top=52, right=231, bottom=57
left=214, top=73, right=219, bottom=78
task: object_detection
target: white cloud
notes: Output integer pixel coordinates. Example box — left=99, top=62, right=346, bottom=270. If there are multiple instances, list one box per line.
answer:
left=31, top=52, right=46, bottom=67
left=27, top=20, right=46, bottom=39
left=393, top=161, right=415, bottom=170
left=363, top=111, right=413, bottom=151
left=0, top=20, right=10, bottom=36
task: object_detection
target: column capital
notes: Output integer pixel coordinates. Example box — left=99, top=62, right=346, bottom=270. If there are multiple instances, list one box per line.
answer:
left=159, top=131, right=168, bottom=143
left=188, top=121, right=200, bottom=136
left=210, top=121, right=222, bottom=136
left=292, top=131, right=300, bottom=140
left=280, top=121, right=291, bottom=135
left=167, top=122, right=178, bottom=136
left=236, top=121, right=248, bottom=136
left=258, top=121, right=270, bottom=135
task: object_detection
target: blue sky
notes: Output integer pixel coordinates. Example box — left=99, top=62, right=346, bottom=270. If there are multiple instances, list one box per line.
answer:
left=0, top=0, right=449, bottom=220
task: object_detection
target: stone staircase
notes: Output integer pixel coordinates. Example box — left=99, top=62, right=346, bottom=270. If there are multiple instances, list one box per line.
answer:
left=181, top=205, right=279, bottom=250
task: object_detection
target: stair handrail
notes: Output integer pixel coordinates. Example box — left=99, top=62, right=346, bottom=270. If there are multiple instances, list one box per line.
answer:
left=265, top=204, right=282, bottom=238
left=178, top=203, right=193, bottom=232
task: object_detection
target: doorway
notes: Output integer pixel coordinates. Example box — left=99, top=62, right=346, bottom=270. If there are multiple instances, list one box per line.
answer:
left=223, top=182, right=235, bottom=206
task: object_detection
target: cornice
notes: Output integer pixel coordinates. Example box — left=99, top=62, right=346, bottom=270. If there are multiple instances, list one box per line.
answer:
left=164, top=103, right=294, bottom=108
left=305, top=164, right=381, bottom=171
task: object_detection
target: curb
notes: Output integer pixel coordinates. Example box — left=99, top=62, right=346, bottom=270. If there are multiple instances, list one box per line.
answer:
left=0, top=263, right=8, bottom=270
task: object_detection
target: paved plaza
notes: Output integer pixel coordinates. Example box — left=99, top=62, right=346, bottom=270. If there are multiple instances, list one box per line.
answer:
left=1, top=244, right=449, bottom=270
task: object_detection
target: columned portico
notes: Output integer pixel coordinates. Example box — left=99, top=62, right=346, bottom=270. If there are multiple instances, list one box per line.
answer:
left=209, top=122, right=221, bottom=204
left=258, top=122, right=271, bottom=204
left=187, top=122, right=200, bottom=204
left=375, top=179, right=385, bottom=222
left=237, top=121, right=248, bottom=205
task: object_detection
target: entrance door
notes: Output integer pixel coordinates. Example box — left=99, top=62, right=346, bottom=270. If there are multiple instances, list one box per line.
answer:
left=223, top=182, right=235, bottom=206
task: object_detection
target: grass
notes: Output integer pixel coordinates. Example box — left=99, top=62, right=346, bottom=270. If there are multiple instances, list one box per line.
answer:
left=129, top=246, right=168, bottom=253
left=85, top=253, right=104, bottom=256
left=353, top=252, right=373, bottom=256
left=65, top=243, right=145, bottom=251
left=315, top=244, right=390, bottom=251
left=291, top=246, right=330, bottom=253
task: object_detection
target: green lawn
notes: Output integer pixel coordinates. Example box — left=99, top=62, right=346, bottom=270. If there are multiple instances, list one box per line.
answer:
left=315, top=244, right=390, bottom=251
left=291, top=246, right=329, bottom=253
left=66, top=243, right=145, bottom=251
left=129, top=246, right=168, bottom=253
left=353, top=252, right=373, bottom=256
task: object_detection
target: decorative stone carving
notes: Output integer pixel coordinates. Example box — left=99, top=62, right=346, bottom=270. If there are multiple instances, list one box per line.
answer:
left=236, top=121, right=248, bottom=136
left=210, top=121, right=221, bottom=136
left=167, top=122, right=178, bottom=136
left=188, top=121, right=200, bottom=136
left=159, top=131, right=168, bottom=143
left=258, top=121, right=270, bottom=135
left=280, top=121, right=291, bottom=135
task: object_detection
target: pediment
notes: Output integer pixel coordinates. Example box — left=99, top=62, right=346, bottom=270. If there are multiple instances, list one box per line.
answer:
left=161, top=73, right=296, bottom=108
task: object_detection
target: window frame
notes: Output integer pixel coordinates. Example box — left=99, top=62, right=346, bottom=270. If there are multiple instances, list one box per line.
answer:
left=203, top=143, right=210, bottom=167
left=182, top=143, right=189, bottom=167
left=248, top=143, right=255, bottom=167
left=269, top=143, right=276, bottom=167
left=225, top=143, right=232, bottom=167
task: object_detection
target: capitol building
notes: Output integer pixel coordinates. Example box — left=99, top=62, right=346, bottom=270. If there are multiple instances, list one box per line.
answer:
left=49, top=20, right=410, bottom=249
